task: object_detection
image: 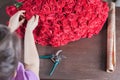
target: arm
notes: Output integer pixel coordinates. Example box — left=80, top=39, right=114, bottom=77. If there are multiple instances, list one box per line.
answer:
left=8, top=10, right=25, bottom=33
left=24, top=15, right=40, bottom=79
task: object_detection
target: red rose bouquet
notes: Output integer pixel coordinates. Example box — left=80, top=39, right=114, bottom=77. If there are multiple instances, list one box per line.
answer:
left=6, top=0, right=109, bottom=47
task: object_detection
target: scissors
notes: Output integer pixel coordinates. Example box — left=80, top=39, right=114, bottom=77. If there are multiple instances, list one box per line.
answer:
left=39, top=50, right=66, bottom=76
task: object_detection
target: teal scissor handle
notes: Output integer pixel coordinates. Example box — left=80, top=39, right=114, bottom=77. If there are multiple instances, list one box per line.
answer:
left=39, top=55, right=53, bottom=59
left=50, top=60, right=60, bottom=76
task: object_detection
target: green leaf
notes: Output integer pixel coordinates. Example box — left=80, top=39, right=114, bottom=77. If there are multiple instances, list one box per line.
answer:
left=14, top=2, right=22, bottom=8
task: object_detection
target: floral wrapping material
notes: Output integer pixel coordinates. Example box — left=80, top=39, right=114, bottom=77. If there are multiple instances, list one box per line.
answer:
left=6, top=0, right=109, bottom=47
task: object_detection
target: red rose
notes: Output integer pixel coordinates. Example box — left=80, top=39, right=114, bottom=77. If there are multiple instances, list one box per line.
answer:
left=6, top=0, right=109, bottom=47
left=6, top=6, right=18, bottom=16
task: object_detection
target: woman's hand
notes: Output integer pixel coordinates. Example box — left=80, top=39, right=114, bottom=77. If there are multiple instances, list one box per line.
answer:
left=8, top=10, right=25, bottom=32
left=26, top=15, right=39, bottom=32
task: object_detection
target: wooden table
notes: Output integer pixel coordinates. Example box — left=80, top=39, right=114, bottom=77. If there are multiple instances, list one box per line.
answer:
left=0, top=1, right=120, bottom=80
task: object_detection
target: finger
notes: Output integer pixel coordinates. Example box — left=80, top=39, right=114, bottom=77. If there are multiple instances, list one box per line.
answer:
left=18, top=11, right=25, bottom=17
left=31, top=16, right=35, bottom=21
left=18, top=10, right=25, bottom=14
left=17, top=10, right=25, bottom=17
left=29, top=16, right=35, bottom=22
left=36, top=15, right=39, bottom=21
left=20, top=18, right=25, bottom=23
left=13, top=11, right=25, bottom=21
left=35, top=15, right=39, bottom=23
left=20, top=13, right=25, bottom=17
left=19, top=19, right=25, bottom=25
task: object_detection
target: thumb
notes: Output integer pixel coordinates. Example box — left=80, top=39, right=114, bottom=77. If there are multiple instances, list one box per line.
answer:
left=19, top=19, right=25, bottom=25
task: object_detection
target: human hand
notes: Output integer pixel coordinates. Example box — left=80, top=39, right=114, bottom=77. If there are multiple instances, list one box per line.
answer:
left=26, top=15, right=39, bottom=32
left=8, top=10, right=25, bottom=32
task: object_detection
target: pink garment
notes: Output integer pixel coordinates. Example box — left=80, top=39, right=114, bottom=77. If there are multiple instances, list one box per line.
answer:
left=12, top=62, right=39, bottom=80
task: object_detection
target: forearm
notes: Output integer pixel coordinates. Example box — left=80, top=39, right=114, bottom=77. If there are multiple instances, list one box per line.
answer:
left=24, top=29, right=39, bottom=69
left=24, top=29, right=40, bottom=78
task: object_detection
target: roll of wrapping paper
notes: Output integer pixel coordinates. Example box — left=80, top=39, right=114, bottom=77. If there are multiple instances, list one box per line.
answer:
left=107, top=2, right=116, bottom=72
